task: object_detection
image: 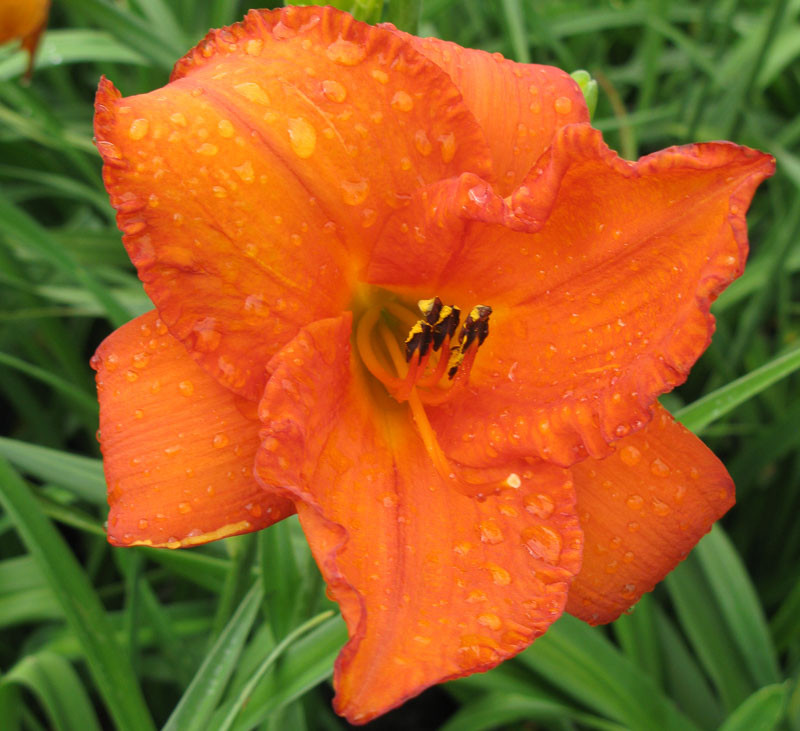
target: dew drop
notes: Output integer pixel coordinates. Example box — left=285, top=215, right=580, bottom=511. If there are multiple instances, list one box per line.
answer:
left=652, top=498, right=671, bottom=516
left=234, top=82, right=270, bottom=105
left=650, top=458, right=670, bottom=477
left=466, top=589, right=487, bottom=603
left=370, top=68, right=388, bottom=84
left=196, top=142, right=218, bottom=156
left=341, top=179, right=369, bottom=206
left=619, top=445, right=641, bottom=467
left=138, top=519, right=149, bottom=530
left=233, top=160, right=255, bottom=182
left=288, top=117, right=317, bottom=158
left=486, top=563, right=511, bottom=586
left=627, top=521, right=640, bottom=532
left=164, top=445, right=181, bottom=456
left=477, top=613, right=502, bottom=630
left=134, top=409, right=144, bottom=419
left=245, top=38, right=263, bottom=56
left=321, top=79, right=347, bottom=102
left=453, top=541, right=472, bottom=556
left=523, top=493, right=554, bottom=518
left=125, top=369, right=139, bottom=382
left=217, top=119, right=235, bottom=138
left=623, top=550, right=635, bottom=563
left=178, top=501, right=192, bottom=514
left=326, top=38, right=366, bottom=65
left=414, top=129, right=433, bottom=156
left=129, top=118, right=149, bottom=140
left=626, top=494, right=644, bottom=510
left=554, top=96, right=573, bottom=114
left=178, top=380, right=194, bottom=397
left=391, top=90, right=413, bottom=112
left=506, top=473, right=521, bottom=489
left=479, top=519, right=504, bottom=545
left=213, top=432, right=230, bottom=449
left=439, top=132, right=456, bottom=163
left=521, top=525, right=563, bottom=564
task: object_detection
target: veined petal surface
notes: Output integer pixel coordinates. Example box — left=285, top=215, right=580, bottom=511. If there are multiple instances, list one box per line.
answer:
left=567, top=404, right=734, bottom=623
left=370, top=126, right=774, bottom=466
left=254, top=315, right=582, bottom=724
left=94, top=5, right=491, bottom=400
left=92, top=310, right=294, bottom=548
left=394, top=31, right=589, bottom=193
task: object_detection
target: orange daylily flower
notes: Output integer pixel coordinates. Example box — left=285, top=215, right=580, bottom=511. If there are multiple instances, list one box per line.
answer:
left=91, top=6, right=774, bottom=724
left=0, top=0, right=50, bottom=78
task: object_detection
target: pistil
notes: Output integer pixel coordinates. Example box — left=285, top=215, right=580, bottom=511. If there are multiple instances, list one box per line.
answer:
left=354, top=296, right=506, bottom=497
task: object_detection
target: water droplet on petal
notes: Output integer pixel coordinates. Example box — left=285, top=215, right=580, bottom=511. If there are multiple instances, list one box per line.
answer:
left=650, top=458, right=670, bottom=477
left=341, top=179, right=369, bottom=206
left=479, top=519, right=504, bottom=544
left=178, top=380, right=194, bottom=397
left=414, top=129, right=433, bottom=156
left=486, top=563, right=511, bottom=586
left=521, top=525, right=563, bottom=564
left=288, top=117, right=317, bottom=158
left=554, top=96, right=573, bottom=114
left=234, top=82, right=270, bottom=105
left=326, top=38, right=366, bottom=65
left=652, top=498, right=671, bottom=516
left=178, top=501, right=192, bottom=514
left=129, top=118, right=149, bottom=140
left=218, top=119, right=235, bottom=138
left=213, top=432, right=230, bottom=448
left=233, top=160, right=255, bottom=182
left=169, top=112, right=187, bottom=127
left=477, top=613, right=502, bottom=630
left=321, top=79, right=347, bottom=102
left=523, top=493, right=554, bottom=518
left=197, top=142, right=218, bottom=156
left=391, top=90, right=413, bottom=112
left=439, top=132, right=456, bottom=163
left=619, top=445, right=641, bottom=466
left=245, top=38, right=263, bottom=56
left=626, top=494, right=644, bottom=510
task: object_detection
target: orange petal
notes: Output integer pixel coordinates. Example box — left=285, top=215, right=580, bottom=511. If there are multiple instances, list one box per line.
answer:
left=566, top=404, right=734, bottom=623
left=254, top=315, right=582, bottom=724
left=0, top=0, right=48, bottom=44
left=371, top=127, right=774, bottom=466
left=395, top=32, right=589, bottom=193
left=94, top=5, right=491, bottom=400
left=92, top=311, right=294, bottom=548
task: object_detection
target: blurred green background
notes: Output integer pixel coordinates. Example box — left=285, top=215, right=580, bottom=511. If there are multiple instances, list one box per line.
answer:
left=0, top=0, right=798, bottom=729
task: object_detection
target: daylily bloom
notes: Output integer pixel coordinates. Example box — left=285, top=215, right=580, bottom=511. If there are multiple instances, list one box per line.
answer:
left=0, top=0, right=50, bottom=78
left=91, top=6, right=774, bottom=724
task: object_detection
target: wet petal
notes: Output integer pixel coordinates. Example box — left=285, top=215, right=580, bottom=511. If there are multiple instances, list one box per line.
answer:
left=92, top=310, right=294, bottom=548
left=254, top=315, right=582, bottom=724
left=395, top=32, right=588, bottom=193
left=370, top=127, right=774, bottom=466
left=566, top=404, right=734, bottom=623
left=0, top=0, right=49, bottom=76
left=94, top=5, right=490, bottom=400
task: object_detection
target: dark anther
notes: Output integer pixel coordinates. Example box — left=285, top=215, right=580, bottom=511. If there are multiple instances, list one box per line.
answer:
left=459, top=305, right=492, bottom=350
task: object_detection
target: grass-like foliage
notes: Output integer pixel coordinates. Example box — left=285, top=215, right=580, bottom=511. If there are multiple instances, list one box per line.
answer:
left=1, top=0, right=798, bottom=729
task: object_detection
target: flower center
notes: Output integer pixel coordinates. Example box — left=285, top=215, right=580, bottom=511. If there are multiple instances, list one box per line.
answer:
left=356, top=295, right=508, bottom=498
left=355, top=296, right=491, bottom=406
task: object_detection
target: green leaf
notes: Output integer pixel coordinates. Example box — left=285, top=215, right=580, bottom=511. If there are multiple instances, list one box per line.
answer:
left=216, top=610, right=334, bottom=731
left=516, top=614, right=699, bottom=730
left=0, top=458, right=155, bottom=731
left=720, top=683, right=788, bottom=731
left=666, top=556, right=754, bottom=711
left=695, top=525, right=781, bottom=687
left=229, top=615, right=348, bottom=729
left=162, top=581, right=264, bottom=731
left=440, top=691, right=626, bottom=731
left=0, top=652, right=103, bottom=731
left=675, top=346, right=800, bottom=433
left=382, top=0, right=421, bottom=33
left=0, top=438, right=105, bottom=504
left=0, top=196, right=130, bottom=327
